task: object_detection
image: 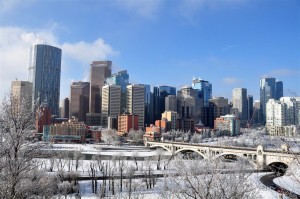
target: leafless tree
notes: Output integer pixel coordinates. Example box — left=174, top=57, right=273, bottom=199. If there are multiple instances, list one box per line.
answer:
left=127, top=129, right=144, bottom=144
left=126, top=166, right=136, bottom=199
left=0, top=95, right=58, bottom=198
left=101, top=129, right=121, bottom=145
left=162, top=155, right=259, bottom=199
left=88, top=162, right=98, bottom=194
left=73, top=150, right=83, bottom=172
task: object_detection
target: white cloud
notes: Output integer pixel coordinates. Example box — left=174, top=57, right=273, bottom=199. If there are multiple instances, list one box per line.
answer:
left=0, top=27, right=57, bottom=97
left=269, top=68, right=300, bottom=77
left=0, top=26, right=118, bottom=99
left=222, top=77, right=241, bottom=84
left=114, top=0, right=163, bottom=18
left=62, top=39, right=117, bottom=64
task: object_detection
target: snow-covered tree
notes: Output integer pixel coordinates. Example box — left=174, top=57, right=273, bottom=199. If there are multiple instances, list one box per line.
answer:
left=127, top=129, right=144, bottom=144
left=162, top=155, right=259, bottom=199
left=101, top=129, right=121, bottom=145
left=0, top=95, right=58, bottom=198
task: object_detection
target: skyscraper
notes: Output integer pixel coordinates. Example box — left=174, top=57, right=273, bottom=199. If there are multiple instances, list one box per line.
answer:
left=106, top=70, right=129, bottom=114
left=61, top=97, right=69, bottom=118
left=152, top=86, right=161, bottom=123
left=28, top=44, right=62, bottom=116
left=89, top=61, right=112, bottom=113
left=11, top=80, right=33, bottom=111
left=159, top=85, right=176, bottom=115
left=106, top=70, right=129, bottom=92
left=126, top=84, right=145, bottom=128
left=232, top=88, right=248, bottom=122
left=165, top=95, right=177, bottom=112
left=275, top=81, right=283, bottom=100
left=247, top=95, right=254, bottom=125
left=70, top=81, right=90, bottom=122
left=260, top=77, right=283, bottom=124
left=101, top=85, right=121, bottom=127
left=144, top=84, right=152, bottom=127
left=209, top=97, right=229, bottom=119
left=192, top=78, right=212, bottom=126
left=192, top=78, right=212, bottom=107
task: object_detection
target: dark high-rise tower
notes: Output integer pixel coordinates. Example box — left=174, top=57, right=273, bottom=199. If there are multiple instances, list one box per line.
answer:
left=275, top=81, right=283, bottom=100
left=247, top=95, right=253, bottom=125
left=70, top=81, right=90, bottom=122
left=62, top=98, right=70, bottom=118
left=159, top=85, right=176, bottom=116
left=28, top=44, right=62, bottom=116
left=152, top=86, right=161, bottom=122
left=89, top=61, right=112, bottom=113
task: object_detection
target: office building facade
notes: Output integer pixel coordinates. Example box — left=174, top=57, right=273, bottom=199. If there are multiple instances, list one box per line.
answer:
left=214, top=115, right=240, bottom=136
left=126, top=84, right=145, bottom=128
left=61, top=97, right=69, bottom=118
left=260, top=77, right=283, bottom=124
left=232, top=88, right=248, bottom=123
left=70, top=81, right=90, bottom=122
left=101, top=85, right=121, bottom=127
left=89, top=61, right=112, bottom=113
left=11, top=80, right=33, bottom=111
left=165, top=95, right=177, bottom=112
left=28, top=44, right=62, bottom=116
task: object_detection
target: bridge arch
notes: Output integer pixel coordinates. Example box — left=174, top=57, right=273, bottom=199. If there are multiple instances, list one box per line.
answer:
left=267, top=161, right=288, bottom=174
left=149, top=145, right=172, bottom=153
left=212, top=152, right=257, bottom=168
left=175, top=148, right=208, bottom=159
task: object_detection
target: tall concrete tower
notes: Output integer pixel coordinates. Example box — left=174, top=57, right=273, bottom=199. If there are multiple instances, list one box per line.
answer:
left=126, top=84, right=145, bottom=128
left=101, top=85, right=121, bottom=127
left=232, top=88, right=248, bottom=122
left=89, top=61, right=112, bottom=113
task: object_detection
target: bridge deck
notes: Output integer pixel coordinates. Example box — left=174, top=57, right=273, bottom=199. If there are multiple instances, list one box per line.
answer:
left=148, top=141, right=300, bottom=155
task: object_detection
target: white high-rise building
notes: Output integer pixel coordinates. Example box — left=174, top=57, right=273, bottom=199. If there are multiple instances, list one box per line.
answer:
left=266, top=97, right=298, bottom=136
left=126, top=84, right=145, bottom=128
left=266, top=99, right=285, bottom=128
left=232, top=88, right=248, bottom=122
left=101, top=85, right=121, bottom=127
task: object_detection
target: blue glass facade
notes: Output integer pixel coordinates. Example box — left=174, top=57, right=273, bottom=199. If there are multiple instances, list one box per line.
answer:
left=29, top=44, right=62, bottom=116
left=260, top=77, right=276, bottom=124
left=159, top=85, right=177, bottom=117
left=191, top=78, right=212, bottom=107
left=159, top=86, right=176, bottom=96
left=275, top=81, right=283, bottom=100
left=144, top=84, right=152, bottom=126
left=106, top=70, right=129, bottom=92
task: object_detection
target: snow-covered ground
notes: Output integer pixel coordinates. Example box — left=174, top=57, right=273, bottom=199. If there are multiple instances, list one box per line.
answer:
left=46, top=143, right=299, bottom=199
left=60, top=173, right=291, bottom=199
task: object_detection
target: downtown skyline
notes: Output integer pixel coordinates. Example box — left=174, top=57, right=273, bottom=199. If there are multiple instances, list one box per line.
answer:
left=0, top=0, right=299, bottom=102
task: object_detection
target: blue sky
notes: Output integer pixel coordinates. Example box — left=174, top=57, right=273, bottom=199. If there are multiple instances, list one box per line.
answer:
left=0, top=0, right=299, bottom=102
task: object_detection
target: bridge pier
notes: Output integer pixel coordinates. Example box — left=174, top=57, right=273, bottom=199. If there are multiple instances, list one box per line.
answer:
left=256, top=145, right=267, bottom=170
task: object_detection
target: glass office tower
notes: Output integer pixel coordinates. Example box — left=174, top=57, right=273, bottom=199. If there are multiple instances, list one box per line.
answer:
left=28, top=44, right=62, bottom=116
left=260, top=77, right=276, bottom=124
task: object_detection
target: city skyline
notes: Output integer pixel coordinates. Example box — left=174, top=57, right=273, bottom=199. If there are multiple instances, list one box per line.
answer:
left=0, top=0, right=299, bottom=101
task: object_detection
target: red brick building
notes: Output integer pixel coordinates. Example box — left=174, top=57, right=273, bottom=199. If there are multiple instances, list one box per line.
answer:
left=36, top=104, right=52, bottom=134
left=118, top=113, right=139, bottom=135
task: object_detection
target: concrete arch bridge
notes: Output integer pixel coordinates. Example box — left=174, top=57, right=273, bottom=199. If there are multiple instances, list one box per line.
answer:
left=145, top=141, right=300, bottom=171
